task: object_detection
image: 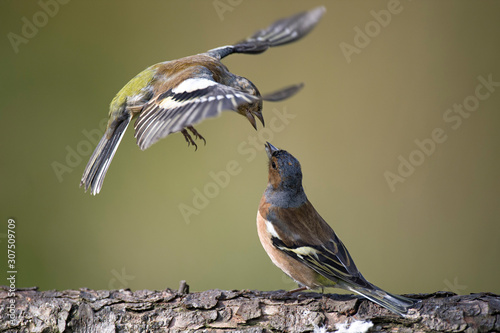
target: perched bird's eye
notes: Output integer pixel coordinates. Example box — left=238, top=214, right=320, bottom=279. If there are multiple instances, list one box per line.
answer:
left=271, top=161, right=277, bottom=169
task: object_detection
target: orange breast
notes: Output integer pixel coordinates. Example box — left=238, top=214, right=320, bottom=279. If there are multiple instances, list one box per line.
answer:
left=256, top=209, right=323, bottom=289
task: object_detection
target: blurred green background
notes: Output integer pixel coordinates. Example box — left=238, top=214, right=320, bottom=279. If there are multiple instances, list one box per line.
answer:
left=1, top=1, right=499, bottom=295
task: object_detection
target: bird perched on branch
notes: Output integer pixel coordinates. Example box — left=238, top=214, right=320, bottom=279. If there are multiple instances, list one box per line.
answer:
left=257, top=142, right=418, bottom=317
left=80, top=7, right=326, bottom=195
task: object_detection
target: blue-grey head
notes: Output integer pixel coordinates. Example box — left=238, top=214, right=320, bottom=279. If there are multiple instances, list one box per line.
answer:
left=264, top=142, right=306, bottom=207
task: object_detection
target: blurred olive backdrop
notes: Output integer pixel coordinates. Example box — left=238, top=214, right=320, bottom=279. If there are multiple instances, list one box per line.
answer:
left=1, top=1, right=499, bottom=295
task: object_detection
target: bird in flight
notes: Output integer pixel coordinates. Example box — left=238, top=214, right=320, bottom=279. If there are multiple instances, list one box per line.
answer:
left=81, top=6, right=325, bottom=195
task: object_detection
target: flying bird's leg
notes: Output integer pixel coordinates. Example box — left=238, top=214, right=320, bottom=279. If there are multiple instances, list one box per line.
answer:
left=181, top=128, right=198, bottom=151
left=187, top=126, right=206, bottom=146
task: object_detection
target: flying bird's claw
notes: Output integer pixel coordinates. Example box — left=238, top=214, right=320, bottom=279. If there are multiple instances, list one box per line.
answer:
left=182, top=128, right=198, bottom=151
left=187, top=126, right=206, bottom=146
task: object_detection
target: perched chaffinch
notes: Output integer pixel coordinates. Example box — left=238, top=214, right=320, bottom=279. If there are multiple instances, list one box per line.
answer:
left=257, top=142, right=418, bottom=317
left=80, top=7, right=326, bottom=195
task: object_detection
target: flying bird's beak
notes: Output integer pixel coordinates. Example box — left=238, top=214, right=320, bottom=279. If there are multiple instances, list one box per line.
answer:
left=246, top=111, right=258, bottom=130
left=255, top=111, right=265, bottom=127
left=265, top=142, right=279, bottom=159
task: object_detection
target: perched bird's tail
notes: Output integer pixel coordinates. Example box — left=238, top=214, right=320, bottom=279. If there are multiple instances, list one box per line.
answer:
left=344, top=283, right=418, bottom=317
left=80, top=115, right=131, bottom=195
left=209, top=6, right=326, bottom=59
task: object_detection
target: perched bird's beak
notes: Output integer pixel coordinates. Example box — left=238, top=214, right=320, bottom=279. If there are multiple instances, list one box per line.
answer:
left=265, top=142, right=279, bottom=159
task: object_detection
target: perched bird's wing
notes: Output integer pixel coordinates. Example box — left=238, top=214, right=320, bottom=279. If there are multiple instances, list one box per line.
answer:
left=268, top=203, right=373, bottom=289
left=274, top=223, right=418, bottom=315
left=207, top=6, right=326, bottom=59
left=272, top=233, right=372, bottom=289
left=272, top=220, right=418, bottom=315
left=134, top=72, right=259, bottom=150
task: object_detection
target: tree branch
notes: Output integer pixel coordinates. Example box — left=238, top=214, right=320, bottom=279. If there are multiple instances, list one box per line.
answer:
left=1, top=285, right=498, bottom=332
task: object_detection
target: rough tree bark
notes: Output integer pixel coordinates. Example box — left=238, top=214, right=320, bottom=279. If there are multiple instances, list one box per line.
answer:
left=0, top=285, right=499, bottom=332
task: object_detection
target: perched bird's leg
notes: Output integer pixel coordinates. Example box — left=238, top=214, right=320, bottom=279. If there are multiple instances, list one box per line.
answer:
left=187, top=126, right=206, bottom=146
left=287, top=286, right=308, bottom=294
left=181, top=128, right=198, bottom=151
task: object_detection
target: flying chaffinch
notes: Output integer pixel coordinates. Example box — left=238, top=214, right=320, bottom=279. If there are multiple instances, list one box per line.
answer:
left=257, top=142, right=418, bottom=317
left=80, top=7, right=326, bottom=195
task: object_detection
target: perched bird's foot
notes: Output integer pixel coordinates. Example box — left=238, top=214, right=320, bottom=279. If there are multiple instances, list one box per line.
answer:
left=187, top=126, right=206, bottom=146
left=287, top=286, right=308, bottom=295
left=181, top=128, right=198, bottom=151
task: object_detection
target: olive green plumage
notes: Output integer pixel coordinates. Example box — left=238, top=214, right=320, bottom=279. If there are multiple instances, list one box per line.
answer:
left=80, top=7, right=325, bottom=195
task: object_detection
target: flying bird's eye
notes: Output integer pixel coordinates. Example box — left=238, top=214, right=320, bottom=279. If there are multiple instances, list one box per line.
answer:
left=271, top=161, right=277, bottom=169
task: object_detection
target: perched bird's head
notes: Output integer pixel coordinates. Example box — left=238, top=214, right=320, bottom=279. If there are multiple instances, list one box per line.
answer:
left=265, top=142, right=303, bottom=192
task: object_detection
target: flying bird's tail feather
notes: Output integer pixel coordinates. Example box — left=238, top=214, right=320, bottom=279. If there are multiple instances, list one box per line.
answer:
left=80, top=116, right=131, bottom=195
